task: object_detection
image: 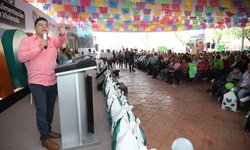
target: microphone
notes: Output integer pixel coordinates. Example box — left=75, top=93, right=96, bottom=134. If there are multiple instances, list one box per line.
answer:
left=42, top=31, right=47, bottom=49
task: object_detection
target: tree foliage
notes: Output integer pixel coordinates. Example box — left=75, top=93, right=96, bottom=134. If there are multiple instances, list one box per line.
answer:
left=205, top=29, right=223, bottom=44
left=244, top=27, right=250, bottom=41
left=205, top=27, right=250, bottom=44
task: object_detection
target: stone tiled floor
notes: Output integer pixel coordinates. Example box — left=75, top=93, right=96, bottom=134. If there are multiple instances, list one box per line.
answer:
left=117, top=68, right=250, bottom=150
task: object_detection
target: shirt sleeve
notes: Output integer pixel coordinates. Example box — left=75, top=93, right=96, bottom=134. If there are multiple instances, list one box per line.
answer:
left=53, top=35, right=67, bottom=49
left=17, top=37, right=42, bottom=63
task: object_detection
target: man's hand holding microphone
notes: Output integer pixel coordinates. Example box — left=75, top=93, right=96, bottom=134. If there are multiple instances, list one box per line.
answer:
left=39, top=31, right=48, bottom=50
left=39, top=27, right=66, bottom=50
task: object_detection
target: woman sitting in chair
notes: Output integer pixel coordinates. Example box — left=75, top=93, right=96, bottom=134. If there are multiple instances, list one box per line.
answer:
left=213, top=65, right=242, bottom=101
left=233, top=63, right=250, bottom=111
left=192, top=57, right=209, bottom=83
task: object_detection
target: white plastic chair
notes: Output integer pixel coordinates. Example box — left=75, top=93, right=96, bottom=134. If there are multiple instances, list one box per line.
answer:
left=171, top=138, right=194, bottom=150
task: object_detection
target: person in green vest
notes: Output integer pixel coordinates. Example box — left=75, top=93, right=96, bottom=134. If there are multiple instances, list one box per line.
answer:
left=118, top=50, right=124, bottom=68
left=213, top=55, right=224, bottom=69
left=209, top=55, right=224, bottom=81
left=208, top=55, right=215, bottom=69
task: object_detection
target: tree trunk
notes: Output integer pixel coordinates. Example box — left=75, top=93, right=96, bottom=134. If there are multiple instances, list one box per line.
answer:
left=217, top=33, right=222, bottom=44
left=174, top=31, right=185, bottom=45
left=246, top=36, right=250, bottom=42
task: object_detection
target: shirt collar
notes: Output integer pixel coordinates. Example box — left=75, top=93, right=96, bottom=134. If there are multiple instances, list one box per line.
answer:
left=33, top=34, right=51, bottom=40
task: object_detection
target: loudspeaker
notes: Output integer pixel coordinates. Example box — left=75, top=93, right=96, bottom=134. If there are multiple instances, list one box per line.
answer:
left=211, top=43, right=215, bottom=49
left=206, top=43, right=210, bottom=48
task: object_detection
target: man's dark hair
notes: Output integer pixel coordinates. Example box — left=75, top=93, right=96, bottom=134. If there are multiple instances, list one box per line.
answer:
left=62, top=48, right=66, bottom=53
left=216, top=55, right=221, bottom=59
left=34, top=17, right=48, bottom=26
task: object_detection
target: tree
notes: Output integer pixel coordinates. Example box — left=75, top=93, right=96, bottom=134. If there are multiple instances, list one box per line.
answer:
left=205, top=29, right=223, bottom=44
left=205, top=27, right=250, bottom=45
left=244, top=27, right=250, bottom=41
left=221, top=27, right=250, bottom=41
left=224, top=27, right=242, bottom=40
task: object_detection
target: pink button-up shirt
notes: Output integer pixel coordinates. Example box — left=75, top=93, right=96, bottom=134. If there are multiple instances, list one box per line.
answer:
left=18, top=35, right=66, bottom=86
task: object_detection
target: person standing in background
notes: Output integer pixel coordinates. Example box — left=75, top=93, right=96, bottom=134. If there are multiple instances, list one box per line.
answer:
left=112, top=50, right=116, bottom=68
left=129, top=49, right=135, bottom=72
left=106, top=49, right=113, bottom=68
left=18, top=17, right=67, bottom=150
left=124, top=48, right=129, bottom=68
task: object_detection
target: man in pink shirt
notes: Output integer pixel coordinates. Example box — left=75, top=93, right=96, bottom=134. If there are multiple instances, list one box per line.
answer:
left=18, top=17, right=66, bottom=150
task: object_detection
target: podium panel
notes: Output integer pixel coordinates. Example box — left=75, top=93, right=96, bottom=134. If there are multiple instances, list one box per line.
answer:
left=56, top=56, right=99, bottom=150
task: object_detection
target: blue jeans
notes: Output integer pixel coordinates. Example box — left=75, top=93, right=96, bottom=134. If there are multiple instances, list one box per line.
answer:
left=233, top=87, right=250, bottom=99
left=29, top=84, right=57, bottom=142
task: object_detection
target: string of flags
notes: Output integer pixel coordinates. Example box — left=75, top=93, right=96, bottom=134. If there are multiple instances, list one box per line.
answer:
left=24, top=0, right=250, bottom=32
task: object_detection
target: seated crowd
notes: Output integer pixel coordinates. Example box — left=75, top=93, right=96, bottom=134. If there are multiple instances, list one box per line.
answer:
left=86, top=47, right=250, bottom=133
left=135, top=50, right=250, bottom=114
left=67, top=47, right=250, bottom=116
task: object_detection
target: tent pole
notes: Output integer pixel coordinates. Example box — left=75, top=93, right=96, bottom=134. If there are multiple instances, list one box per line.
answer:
left=241, top=27, right=245, bottom=51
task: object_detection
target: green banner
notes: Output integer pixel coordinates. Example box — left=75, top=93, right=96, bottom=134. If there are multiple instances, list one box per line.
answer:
left=217, top=44, right=225, bottom=52
left=188, top=63, right=197, bottom=78
left=158, top=46, right=167, bottom=52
